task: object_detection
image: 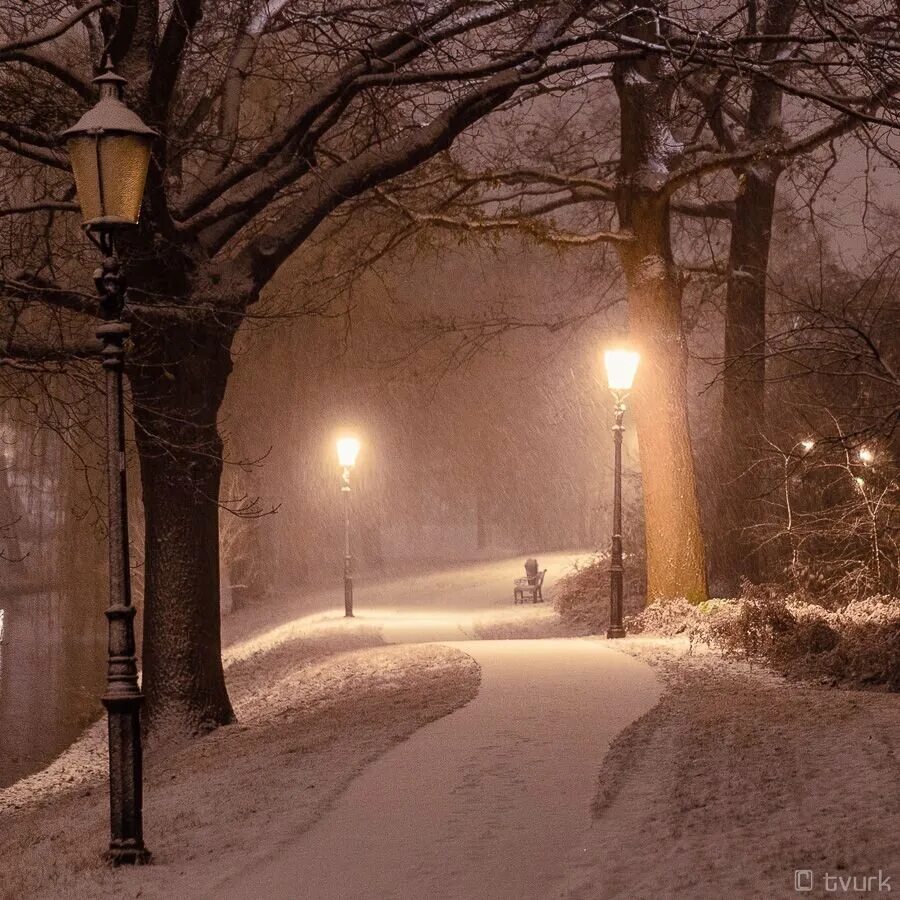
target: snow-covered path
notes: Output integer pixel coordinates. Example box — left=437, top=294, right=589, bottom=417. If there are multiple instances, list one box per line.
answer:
left=223, top=550, right=588, bottom=647
left=217, top=637, right=660, bottom=900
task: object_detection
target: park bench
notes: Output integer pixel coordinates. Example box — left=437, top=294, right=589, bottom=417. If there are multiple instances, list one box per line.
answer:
left=513, top=569, right=546, bottom=604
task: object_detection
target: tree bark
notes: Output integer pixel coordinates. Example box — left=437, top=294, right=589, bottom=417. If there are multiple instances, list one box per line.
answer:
left=717, top=166, right=778, bottom=591
left=613, top=6, right=709, bottom=602
left=616, top=202, right=709, bottom=602
left=714, top=0, right=798, bottom=593
left=129, top=315, right=236, bottom=737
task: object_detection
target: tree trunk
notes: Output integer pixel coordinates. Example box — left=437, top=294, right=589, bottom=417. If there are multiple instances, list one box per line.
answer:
left=716, top=167, right=779, bottom=591
left=613, top=9, right=709, bottom=602
left=129, top=316, right=236, bottom=737
left=617, top=205, right=709, bottom=602
left=714, top=0, right=798, bottom=593
left=0, top=442, right=24, bottom=577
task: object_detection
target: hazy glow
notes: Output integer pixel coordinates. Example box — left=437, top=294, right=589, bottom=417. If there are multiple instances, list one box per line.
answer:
left=604, top=349, right=640, bottom=391
left=337, top=436, right=361, bottom=467
left=858, top=447, right=874, bottom=465
left=855, top=476, right=865, bottom=490
left=801, top=439, right=815, bottom=452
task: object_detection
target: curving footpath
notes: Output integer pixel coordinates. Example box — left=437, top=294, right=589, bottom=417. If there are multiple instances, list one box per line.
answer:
left=219, top=637, right=661, bottom=900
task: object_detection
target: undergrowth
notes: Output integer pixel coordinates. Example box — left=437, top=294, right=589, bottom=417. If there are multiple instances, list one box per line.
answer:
left=552, top=554, right=644, bottom=633
left=555, top=560, right=900, bottom=690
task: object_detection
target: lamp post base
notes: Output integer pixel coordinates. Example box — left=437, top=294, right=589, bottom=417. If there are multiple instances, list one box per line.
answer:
left=606, top=626, right=626, bottom=639
left=104, top=844, right=152, bottom=867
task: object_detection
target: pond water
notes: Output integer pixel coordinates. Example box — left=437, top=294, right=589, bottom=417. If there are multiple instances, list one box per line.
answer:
left=0, top=592, right=106, bottom=788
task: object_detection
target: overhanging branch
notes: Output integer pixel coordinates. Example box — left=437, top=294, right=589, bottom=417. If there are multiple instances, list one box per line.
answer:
left=0, top=1, right=108, bottom=58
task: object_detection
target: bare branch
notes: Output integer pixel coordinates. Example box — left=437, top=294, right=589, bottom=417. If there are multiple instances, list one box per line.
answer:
left=0, top=50, right=93, bottom=99
left=375, top=187, right=630, bottom=245
left=0, top=1, right=107, bottom=58
left=1, top=274, right=98, bottom=317
left=148, top=0, right=205, bottom=125
left=0, top=202, right=80, bottom=218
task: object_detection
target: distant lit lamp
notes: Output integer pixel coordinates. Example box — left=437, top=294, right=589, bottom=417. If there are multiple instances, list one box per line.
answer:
left=801, top=439, right=815, bottom=453
left=859, top=447, right=874, bottom=465
left=603, top=349, right=640, bottom=639
left=62, top=61, right=155, bottom=867
left=604, top=349, right=641, bottom=394
left=337, top=436, right=361, bottom=469
left=337, top=436, right=361, bottom=617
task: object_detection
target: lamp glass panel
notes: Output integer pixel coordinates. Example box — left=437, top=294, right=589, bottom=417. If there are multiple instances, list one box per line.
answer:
left=604, top=349, right=640, bottom=390
left=66, top=135, right=103, bottom=223
left=98, top=133, right=152, bottom=224
left=337, top=437, right=361, bottom=467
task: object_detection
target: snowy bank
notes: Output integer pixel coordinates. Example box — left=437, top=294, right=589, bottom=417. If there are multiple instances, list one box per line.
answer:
left=563, top=637, right=899, bottom=899
left=0, top=618, right=479, bottom=900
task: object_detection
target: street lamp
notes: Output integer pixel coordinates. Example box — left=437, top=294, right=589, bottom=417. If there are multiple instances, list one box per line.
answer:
left=62, top=62, right=156, bottom=866
left=336, top=436, right=361, bottom=617
left=603, top=348, right=640, bottom=639
left=62, top=67, right=155, bottom=238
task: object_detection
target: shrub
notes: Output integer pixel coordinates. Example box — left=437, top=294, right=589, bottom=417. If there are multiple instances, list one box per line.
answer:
left=552, top=554, right=644, bottom=633
left=625, top=596, right=708, bottom=639
left=555, top=556, right=899, bottom=690
left=631, top=585, right=900, bottom=690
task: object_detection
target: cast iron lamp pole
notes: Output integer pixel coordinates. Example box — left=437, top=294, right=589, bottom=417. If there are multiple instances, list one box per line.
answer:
left=603, top=349, right=640, bottom=640
left=336, top=437, right=361, bottom=617
left=62, top=63, right=156, bottom=866
left=342, top=466, right=353, bottom=617
left=607, top=394, right=627, bottom=638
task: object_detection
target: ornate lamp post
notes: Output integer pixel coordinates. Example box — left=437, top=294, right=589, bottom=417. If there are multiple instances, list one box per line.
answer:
left=61, top=63, right=156, bottom=866
left=336, top=436, right=361, bottom=617
left=603, top=348, right=640, bottom=639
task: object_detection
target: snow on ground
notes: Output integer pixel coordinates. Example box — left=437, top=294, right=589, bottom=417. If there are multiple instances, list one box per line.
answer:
left=0, top=622, right=479, bottom=899
left=560, top=637, right=900, bottom=900
left=0, top=552, right=582, bottom=898
left=221, top=551, right=588, bottom=645
left=217, top=639, right=661, bottom=900
left=0, top=551, right=584, bottom=816
left=1, top=553, right=896, bottom=899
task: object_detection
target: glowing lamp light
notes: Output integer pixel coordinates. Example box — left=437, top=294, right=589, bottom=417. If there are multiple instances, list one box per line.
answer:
left=336, top=436, right=361, bottom=468
left=855, top=476, right=866, bottom=491
left=801, top=439, right=815, bottom=453
left=61, top=66, right=157, bottom=231
left=858, top=447, right=874, bottom=465
left=604, top=349, right=640, bottom=392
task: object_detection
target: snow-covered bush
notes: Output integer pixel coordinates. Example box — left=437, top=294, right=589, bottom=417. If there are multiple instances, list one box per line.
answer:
left=630, top=586, right=900, bottom=690
left=714, top=587, right=900, bottom=689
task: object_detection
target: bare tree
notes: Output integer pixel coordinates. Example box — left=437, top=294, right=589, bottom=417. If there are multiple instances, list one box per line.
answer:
left=0, top=0, right=660, bottom=736
left=370, top=0, right=900, bottom=601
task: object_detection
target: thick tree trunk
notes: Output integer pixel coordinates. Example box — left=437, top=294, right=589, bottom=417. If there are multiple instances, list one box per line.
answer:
left=617, top=206, right=709, bottom=602
left=716, top=167, right=779, bottom=591
left=614, top=8, right=709, bottom=602
left=713, top=0, right=798, bottom=593
left=129, top=316, right=236, bottom=737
